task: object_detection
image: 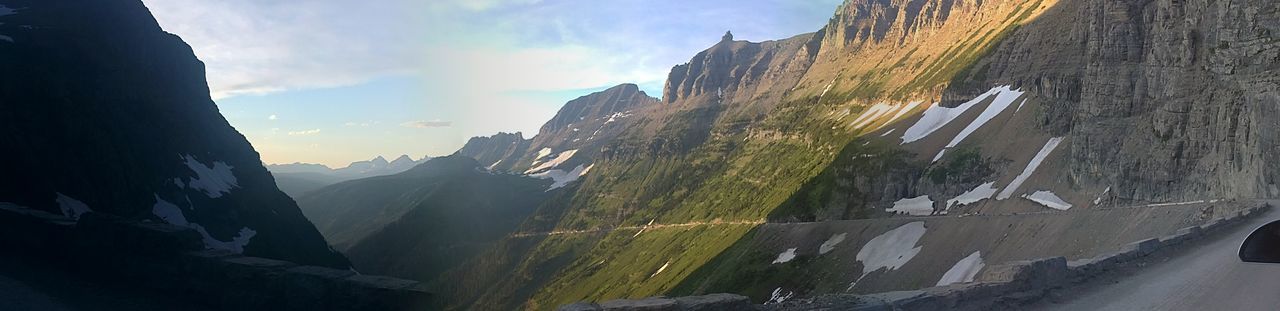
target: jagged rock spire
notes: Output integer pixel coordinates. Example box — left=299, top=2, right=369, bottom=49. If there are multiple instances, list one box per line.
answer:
left=722, top=30, right=733, bottom=42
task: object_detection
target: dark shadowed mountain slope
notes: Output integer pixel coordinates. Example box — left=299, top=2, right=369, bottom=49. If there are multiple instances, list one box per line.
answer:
left=454, top=132, right=531, bottom=172
left=0, top=0, right=347, bottom=268
left=297, top=155, right=552, bottom=281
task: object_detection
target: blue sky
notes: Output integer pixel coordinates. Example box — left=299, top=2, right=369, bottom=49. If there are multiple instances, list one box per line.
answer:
left=142, top=0, right=842, bottom=167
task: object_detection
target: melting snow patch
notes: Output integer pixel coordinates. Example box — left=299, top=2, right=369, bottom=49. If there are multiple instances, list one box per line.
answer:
left=1024, top=191, right=1072, bottom=210
left=604, top=111, right=632, bottom=124
left=191, top=225, right=257, bottom=253
left=529, top=163, right=593, bottom=191
left=936, top=251, right=986, bottom=286
left=947, top=182, right=999, bottom=209
left=1094, top=186, right=1111, bottom=205
left=525, top=149, right=577, bottom=174
left=152, top=194, right=189, bottom=226
left=850, top=222, right=927, bottom=290
left=772, top=248, right=798, bottom=264
left=889, top=101, right=924, bottom=124
left=182, top=155, right=239, bottom=198
left=766, top=287, right=795, bottom=305
left=851, top=103, right=897, bottom=129
left=934, top=86, right=1024, bottom=162
left=901, top=87, right=1004, bottom=144
left=529, top=148, right=553, bottom=167
left=1015, top=98, right=1029, bottom=113
left=632, top=219, right=656, bottom=237
left=819, top=233, right=848, bottom=255
left=880, top=129, right=897, bottom=137
left=886, top=195, right=935, bottom=216
left=56, top=193, right=92, bottom=220
left=996, top=137, right=1064, bottom=200
left=650, top=260, right=671, bottom=278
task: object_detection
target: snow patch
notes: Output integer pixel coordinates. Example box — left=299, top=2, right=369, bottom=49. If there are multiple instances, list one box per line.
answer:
left=947, top=182, right=999, bottom=209
left=880, top=129, right=897, bottom=137
left=934, top=86, right=1024, bottom=162
left=190, top=225, right=257, bottom=253
left=889, top=101, right=924, bottom=124
left=1024, top=191, right=1072, bottom=210
left=151, top=194, right=189, bottom=226
left=851, top=103, right=896, bottom=129
left=772, top=248, right=798, bottom=264
left=819, top=233, right=847, bottom=255
left=901, top=87, right=1005, bottom=144
left=650, top=260, right=671, bottom=278
left=56, top=193, right=91, bottom=220
left=1015, top=98, right=1029, bottom=112
left=604, top=111, right=632, bottom=124
left=632, top=219, right=655, bottom=237
left=850, top=222, right=927, bottom=290
left=886, top=195, right=934, bottom=216
left=996, top=137, right=1064, bottom=200
left=525, top=149, right=577, bottom=174
left=528, top=163, right=593, bottom=191
left=1094, top=186, right=1111, bottom=205
left=530, top=147, right=553, bottom=166
left=766, top=287, right=795, bottom=305
left=936, top=251, right=986, bottom=286
left=182, top=155, right=239, bottom=198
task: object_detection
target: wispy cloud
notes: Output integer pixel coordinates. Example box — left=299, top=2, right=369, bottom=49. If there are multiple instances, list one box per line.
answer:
left=142, top=0, right=424, bottom=99
left=401, top=120, right=453, bottom=128
left=268, top=114, right=278, bottom=120
left=287, top=129, right=321, bottom=136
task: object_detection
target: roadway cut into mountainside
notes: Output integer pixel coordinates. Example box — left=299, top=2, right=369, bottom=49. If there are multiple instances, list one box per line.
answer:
left=557, top=200, right=1263, bottom=310
left=611, top=199, right=1256, bottom=303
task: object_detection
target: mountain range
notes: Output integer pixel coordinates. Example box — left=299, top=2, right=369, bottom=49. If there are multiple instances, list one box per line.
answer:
left=266, top=155, right=430, bottom=197
left=299, top=0, right=1280, bottom=309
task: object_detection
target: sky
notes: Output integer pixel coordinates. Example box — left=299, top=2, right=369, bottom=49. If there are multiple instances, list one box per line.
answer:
left=141, top=0, right=843, bottom=167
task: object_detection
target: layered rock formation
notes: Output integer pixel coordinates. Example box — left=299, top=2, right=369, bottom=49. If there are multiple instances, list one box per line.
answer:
left=0, top=0, right=347, bottom=268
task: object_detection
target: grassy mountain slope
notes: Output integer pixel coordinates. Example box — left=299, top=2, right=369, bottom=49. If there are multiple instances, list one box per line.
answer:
left=435, top=1, right=1063, bottom=309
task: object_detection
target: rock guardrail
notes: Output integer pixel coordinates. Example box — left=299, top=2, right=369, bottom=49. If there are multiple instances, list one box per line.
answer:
left=561, top=202, right=1270, bottom=311
left=0, top=204, right=431, bottom=310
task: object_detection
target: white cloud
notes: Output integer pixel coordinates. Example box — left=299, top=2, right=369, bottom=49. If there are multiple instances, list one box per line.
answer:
left=268, top=114, right=277, bottom=120
left=287, top=129, right=321, bottom=136
left=142, top=0, right=425, bottom=99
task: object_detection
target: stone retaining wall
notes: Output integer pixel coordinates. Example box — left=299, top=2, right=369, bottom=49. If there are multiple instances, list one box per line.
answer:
left=564, top=202, right=1269, bottom=311
left=0, top=204, right=432, bottom=310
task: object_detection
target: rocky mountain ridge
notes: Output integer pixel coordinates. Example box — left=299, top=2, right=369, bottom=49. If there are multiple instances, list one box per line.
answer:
left=266, top=155, right=431, bottom=197
left=0, top=0, right=348, bottom=268
left=304, top=0, right=1280, bottom=308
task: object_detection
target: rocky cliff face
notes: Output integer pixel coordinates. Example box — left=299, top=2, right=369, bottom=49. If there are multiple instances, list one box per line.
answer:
left=977, top=0, right=1280, bottom=203
left=454, top=132, right=531, bottom=171
left=0, top=0, right=348, bottom=268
